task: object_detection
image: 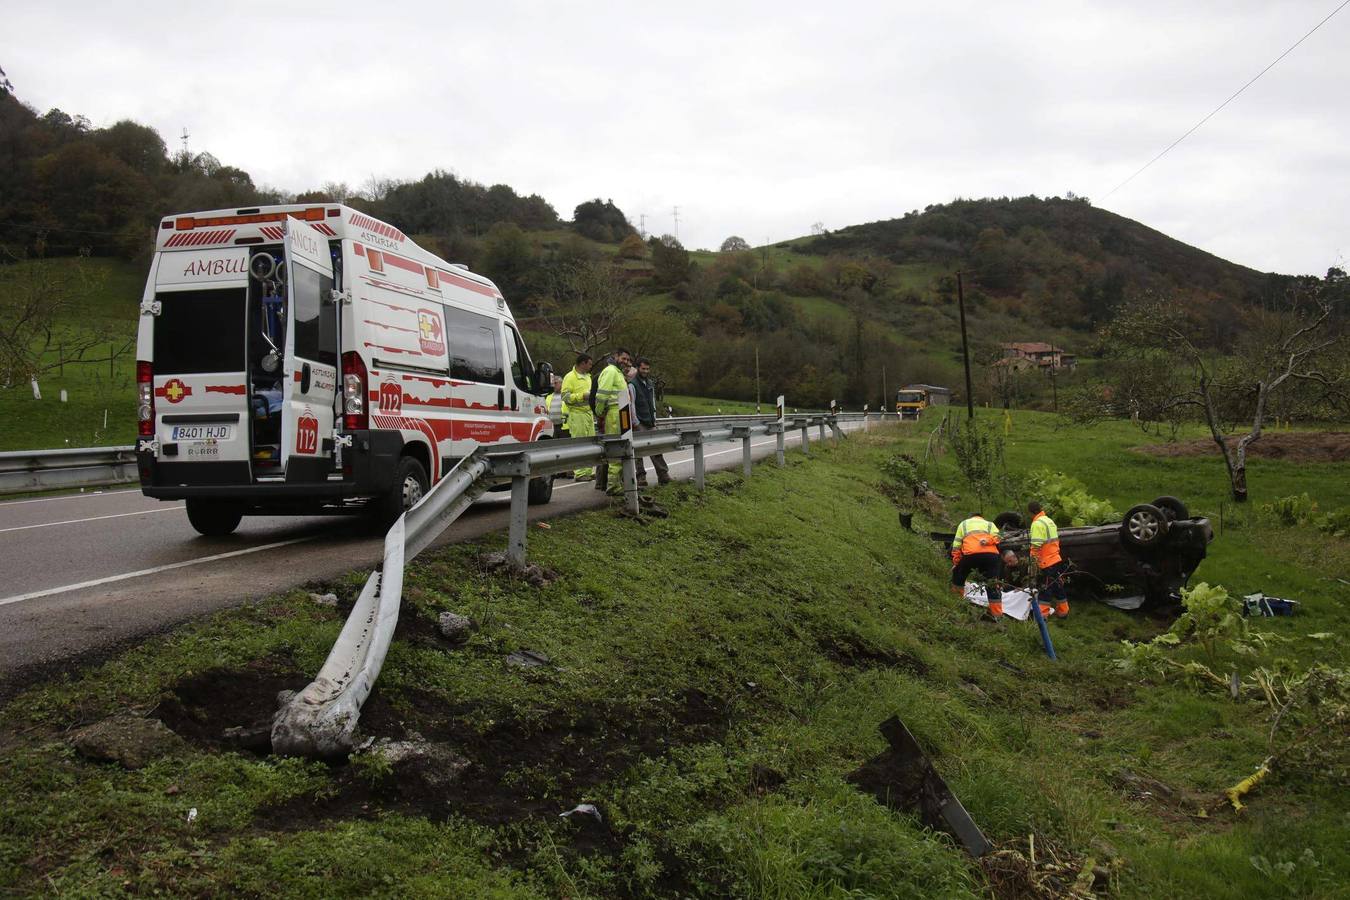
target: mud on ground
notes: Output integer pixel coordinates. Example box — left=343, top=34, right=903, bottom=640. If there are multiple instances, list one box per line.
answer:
left=1133, top=432, right=1350, bottom=463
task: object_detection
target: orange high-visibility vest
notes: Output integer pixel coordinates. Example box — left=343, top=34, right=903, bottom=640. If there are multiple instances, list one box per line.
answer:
left=1029, top=511, right=1062, bottom=567
left=950, top=515, right=1000, bottom=562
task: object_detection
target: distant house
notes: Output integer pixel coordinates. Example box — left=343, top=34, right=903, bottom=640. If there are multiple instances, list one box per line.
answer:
left=995, top=342, right=1076, bottom=373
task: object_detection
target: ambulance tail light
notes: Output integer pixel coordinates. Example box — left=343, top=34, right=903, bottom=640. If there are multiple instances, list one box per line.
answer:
left=342, top=351, right=367, bottom=431
left=137, top=361, right=154, bottom=436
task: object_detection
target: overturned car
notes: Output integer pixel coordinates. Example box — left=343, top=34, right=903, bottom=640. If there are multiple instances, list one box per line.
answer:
left=933, top=497, right=1214, bottom=610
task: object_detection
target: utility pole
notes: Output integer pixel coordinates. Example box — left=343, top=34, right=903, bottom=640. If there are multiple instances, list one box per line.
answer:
left=638, top=213, right=647, bottom=239
left=755, top=345, right=761, bottom=410
left=672, top=206, right=680, bottom=239
left=957, top=271, right=974, bottom=420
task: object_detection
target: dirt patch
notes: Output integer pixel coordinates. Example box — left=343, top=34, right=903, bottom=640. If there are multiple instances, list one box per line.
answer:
left=256, top=689, right=730, bottom=830
left=1134, top=432, right=1350, bottom=464
left=154, top=656, right=307, bottom=752
left=820, top=634, right=930, bottom=676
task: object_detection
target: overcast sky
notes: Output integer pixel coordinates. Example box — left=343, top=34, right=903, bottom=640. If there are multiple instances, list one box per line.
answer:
left=6, top=1, right=1347, bottom=275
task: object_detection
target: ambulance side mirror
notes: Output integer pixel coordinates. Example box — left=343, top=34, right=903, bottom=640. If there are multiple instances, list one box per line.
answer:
left=534, top=361, right=553, bottom=395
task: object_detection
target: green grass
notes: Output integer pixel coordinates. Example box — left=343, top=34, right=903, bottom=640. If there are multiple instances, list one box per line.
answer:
left=1, top=414, right=1346, bottom=896
left=0, top=257, right=143, bottom=450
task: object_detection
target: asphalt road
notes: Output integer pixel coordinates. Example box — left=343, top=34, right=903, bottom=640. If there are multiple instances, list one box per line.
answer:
left=0, top=422, right=865, bottom=685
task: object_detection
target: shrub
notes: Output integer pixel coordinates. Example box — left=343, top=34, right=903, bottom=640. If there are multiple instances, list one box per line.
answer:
left=1260, top=493, right=1318, bottom=527
left=1021, top=468, right=1119, bottom=525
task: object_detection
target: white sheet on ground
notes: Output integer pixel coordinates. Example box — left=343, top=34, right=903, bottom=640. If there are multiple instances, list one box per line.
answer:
left=964, top=584, right=1034, bottom=621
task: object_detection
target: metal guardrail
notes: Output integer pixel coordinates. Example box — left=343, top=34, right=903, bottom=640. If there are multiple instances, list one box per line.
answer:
left=0, top=446, right=139, bottom=494
left=0, top=408, right=912, bottom=496
left=271, top=405, right=889, bottom=756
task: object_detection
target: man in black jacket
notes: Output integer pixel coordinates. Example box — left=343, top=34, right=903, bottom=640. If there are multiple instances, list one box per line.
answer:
left=632, top=357, right=670, bottom=486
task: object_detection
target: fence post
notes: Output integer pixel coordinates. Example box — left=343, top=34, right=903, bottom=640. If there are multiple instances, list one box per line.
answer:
left=507, top=475, right=529, bottom=568
left=775, top=395, right=786, bottom=467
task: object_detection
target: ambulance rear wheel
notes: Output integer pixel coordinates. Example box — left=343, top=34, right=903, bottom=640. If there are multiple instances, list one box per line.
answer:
left=372, top=456, right=429, bottom=529
left=186, top=498, right=243, bottom=536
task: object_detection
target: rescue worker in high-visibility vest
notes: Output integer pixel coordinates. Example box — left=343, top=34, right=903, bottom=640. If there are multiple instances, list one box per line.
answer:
left=593, top=347, right=632, bottom=496
left=560, top=353, right=595, bottom=481
left=950, top=513, right=1006, bottom=616
left=1028, top=501, right=1070, bottom=617
left=543, top=374, right=568, bottom=477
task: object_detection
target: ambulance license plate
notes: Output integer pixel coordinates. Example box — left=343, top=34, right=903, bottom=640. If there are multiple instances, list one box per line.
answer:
left=172, top=425, right=233, bottom=441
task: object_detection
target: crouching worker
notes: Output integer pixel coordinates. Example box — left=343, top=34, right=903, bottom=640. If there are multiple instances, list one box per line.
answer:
left=950, top=513, right=1005, bottom=616
left=1028, top=501, right=1069, bottom=617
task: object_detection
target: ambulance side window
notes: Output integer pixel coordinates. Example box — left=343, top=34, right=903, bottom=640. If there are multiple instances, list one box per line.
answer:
left=504, top=323, right=533, bottom=393
left=292, top=266, right=336, bottom=366
left=445, top=306, right=503, bottom=384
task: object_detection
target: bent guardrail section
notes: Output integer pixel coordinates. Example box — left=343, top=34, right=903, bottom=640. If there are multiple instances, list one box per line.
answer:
left=273, top=408, right=885, bottom=756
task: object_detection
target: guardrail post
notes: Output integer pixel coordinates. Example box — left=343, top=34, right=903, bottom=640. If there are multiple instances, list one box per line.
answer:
left=800, top=420, right=810, bottom=456
left=731, top=426, right=752, bottom=479
left=507, top=475, right=529, bottom=568
left=693, top=436, right=706, bottom=490
left=818, top=418, right=827, bottom=443
left=622, top=445, right=640, bottom=515
left=863, top=405, right=871, bottom=433
left=829, top=416, right=844, bottom=441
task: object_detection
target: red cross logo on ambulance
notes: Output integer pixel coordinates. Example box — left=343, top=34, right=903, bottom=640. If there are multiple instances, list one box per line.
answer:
left=160, top=378, right=191, bottom=404
left=378, top=377, right=402, bottom=414
left=417, top=309, right=445, bottom=355
left=296, top=408, right=319, bottom=455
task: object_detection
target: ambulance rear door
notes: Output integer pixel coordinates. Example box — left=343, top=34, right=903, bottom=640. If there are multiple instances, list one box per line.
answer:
left=281, top=221, right=339, bottom=480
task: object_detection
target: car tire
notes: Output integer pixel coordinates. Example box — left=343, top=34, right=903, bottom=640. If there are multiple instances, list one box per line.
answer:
left=527, top=473, right=554, bottom=505
left=1151, top=496, right=1190, bottom=522
left=994, top=511, right=1023, bottom=530
left=186, top=498, right=243, bottom=536
left=371, top=455, right=429, bottom=530
left=1120, top=503, right=1170, bottom=550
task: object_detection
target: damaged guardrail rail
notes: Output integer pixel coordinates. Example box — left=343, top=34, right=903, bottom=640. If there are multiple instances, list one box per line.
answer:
left=272, top=398, right=883, bottom=756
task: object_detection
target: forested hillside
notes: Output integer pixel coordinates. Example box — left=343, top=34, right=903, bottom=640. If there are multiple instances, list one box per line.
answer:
left=1, top=84, right=1311, bottom=414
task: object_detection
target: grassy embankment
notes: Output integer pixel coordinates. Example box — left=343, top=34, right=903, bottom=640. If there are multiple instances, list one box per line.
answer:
left=1, top=410, right=1345, bottom=896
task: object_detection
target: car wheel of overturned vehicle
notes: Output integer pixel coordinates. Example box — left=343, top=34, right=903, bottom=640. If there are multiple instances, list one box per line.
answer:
left=1121, top=503, right=1169, bottom=550
left=185, top=498, right=244, bottom=537
left=1150, top=495, right=1190, bottom=522
left=994, top=510, right=1023, bottom=530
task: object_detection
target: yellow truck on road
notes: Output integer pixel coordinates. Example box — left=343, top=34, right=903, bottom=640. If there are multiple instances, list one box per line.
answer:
left=894, top=384, right=951, bottom=419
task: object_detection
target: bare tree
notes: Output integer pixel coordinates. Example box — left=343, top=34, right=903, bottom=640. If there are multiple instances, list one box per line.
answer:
left=1106, top=285, right=1345, bottom=501
left=537, top=259, right=632, bottom=356
left=0, top=245, right=119, bottom=393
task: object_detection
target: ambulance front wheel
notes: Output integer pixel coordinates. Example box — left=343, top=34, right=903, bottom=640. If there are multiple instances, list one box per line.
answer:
left=186, top=498, right=243, bottom=536
left=527, top=473, right=553, bottom=505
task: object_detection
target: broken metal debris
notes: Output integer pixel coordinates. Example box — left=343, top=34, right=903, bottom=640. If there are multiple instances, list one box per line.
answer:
left=847, top=716, right=993, bottom=858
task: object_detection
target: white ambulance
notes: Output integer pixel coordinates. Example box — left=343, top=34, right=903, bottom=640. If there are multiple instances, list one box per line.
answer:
left=135, top=204, right=555, bottom=535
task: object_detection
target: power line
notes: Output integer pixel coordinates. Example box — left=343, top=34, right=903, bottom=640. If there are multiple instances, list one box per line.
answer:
left=1103, top=0, right=1349, bottom=199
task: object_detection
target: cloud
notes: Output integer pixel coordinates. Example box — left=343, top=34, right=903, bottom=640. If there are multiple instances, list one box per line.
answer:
left=6, top=0, right=1345, bottom=273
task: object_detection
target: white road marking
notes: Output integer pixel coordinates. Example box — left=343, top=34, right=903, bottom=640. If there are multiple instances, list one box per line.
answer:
left=0, top=488, right=140, bottom=507
left=0, top=505, right=185, bottom=534
left=0, top=536, right=316, bottom=608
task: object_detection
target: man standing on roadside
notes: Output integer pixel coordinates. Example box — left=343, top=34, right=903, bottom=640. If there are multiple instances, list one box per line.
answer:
left=560, top=353, right=594, bottom=481
left=1028, top=501, right=1070, bottom=617
left=594, top=348, right=633, bottom=495
left=632, top=357, right=670, bottom=487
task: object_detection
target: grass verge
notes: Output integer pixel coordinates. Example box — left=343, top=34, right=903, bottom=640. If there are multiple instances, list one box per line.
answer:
left=0, top=417, right=1346, bottom=897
